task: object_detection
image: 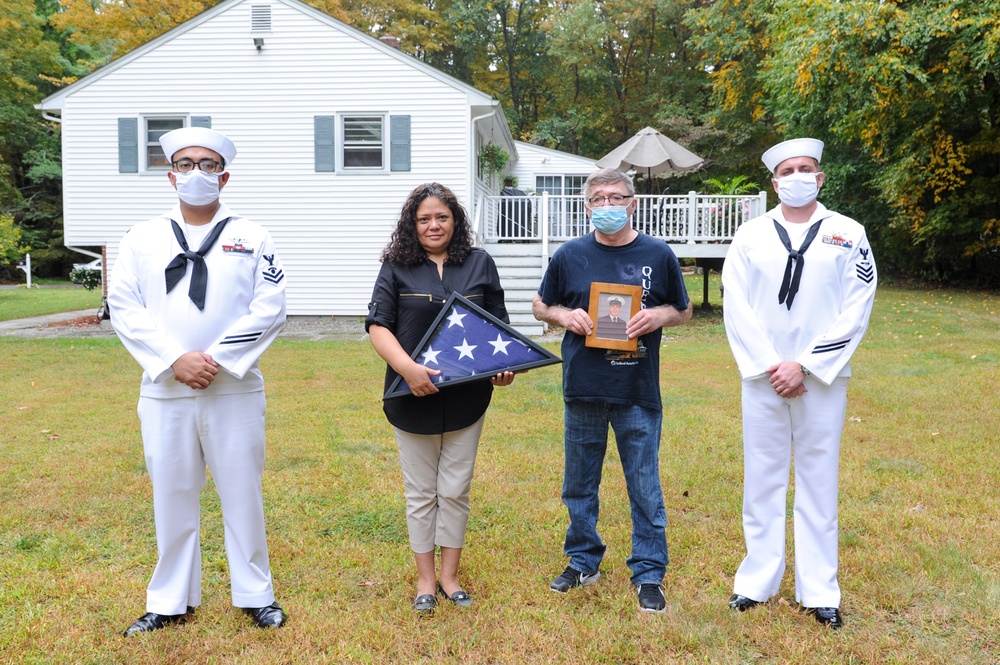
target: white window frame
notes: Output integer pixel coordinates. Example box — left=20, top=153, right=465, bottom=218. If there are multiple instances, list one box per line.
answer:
left=535, top=174, right=587, bottom=195
left=537, top=174, right=589, bottom=235
left=339, top=113, right=388, bottom=173
left=142, top=116, right=188, bottom=172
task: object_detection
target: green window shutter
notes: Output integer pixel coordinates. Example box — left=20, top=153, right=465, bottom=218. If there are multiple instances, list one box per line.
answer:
left=315, top=115, right=335, bottom=172
left=118, top=118, right=138, bottom=173
left=190, top=116, right=212, bottom=128
left=390, top=115, right=411, bottom=172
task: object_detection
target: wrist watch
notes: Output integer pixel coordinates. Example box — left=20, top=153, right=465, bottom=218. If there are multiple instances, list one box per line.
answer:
left=799, top=364, right=811, bottom=376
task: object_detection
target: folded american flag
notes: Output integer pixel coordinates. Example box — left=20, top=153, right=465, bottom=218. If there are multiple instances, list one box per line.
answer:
left=384, top=292, right=561, bottom=398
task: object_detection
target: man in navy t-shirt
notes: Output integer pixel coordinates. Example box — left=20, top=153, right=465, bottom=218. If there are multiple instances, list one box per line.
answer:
left=533, top=167, right=691, bottom=613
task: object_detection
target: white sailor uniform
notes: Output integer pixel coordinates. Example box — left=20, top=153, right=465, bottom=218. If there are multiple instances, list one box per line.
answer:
left=109, top=202, right=286, bottom=615
left=722, top=202, right=877, bottom=608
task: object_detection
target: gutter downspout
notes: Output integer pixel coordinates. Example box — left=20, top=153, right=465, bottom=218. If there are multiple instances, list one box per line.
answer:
left=469, top=102, right=498, bottom=246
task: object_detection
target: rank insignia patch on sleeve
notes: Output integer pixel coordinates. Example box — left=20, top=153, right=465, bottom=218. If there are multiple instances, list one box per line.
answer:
left=856, top=248, right=874, bottom=283
left=262, top=254, right=284, bottom=285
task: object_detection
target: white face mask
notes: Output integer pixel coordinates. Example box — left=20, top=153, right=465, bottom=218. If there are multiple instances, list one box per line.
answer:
left=173, top=170, right=222, bottom=206
left=775, top=171, right=820, bottom=207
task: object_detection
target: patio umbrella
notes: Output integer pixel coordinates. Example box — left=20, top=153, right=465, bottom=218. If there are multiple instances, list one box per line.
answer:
left=596, top=126, right=704, bottom=191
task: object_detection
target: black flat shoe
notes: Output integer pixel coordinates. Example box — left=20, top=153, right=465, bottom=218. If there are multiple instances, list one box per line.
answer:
left=806, top=606, right=843, bottom=629
left=728, top=594, right=761, bottom=612
left=438, top=583, right=472, bottom=607
left=243, top=602, right=287, bottom=628
left=123, top=607, right=194, bottom=636
left=413, top=593, right=437, bottom=614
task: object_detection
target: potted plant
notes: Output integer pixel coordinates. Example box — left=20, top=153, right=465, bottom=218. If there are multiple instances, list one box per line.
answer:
left=478, top=144, right=509, bottom=179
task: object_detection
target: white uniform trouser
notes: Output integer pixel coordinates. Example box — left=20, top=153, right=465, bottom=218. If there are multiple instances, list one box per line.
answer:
left=138, top=392, right=275, bottom=615
left=393, top=415, right=486, bottom=553
left=733, top=376, right=848, bottom=609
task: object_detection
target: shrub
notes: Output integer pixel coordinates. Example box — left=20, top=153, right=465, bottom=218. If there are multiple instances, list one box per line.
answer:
left=69, top=267, right=102, bottom=291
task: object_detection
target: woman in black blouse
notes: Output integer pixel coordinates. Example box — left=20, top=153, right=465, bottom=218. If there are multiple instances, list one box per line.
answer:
left=366, top=183, right=514, bottom=614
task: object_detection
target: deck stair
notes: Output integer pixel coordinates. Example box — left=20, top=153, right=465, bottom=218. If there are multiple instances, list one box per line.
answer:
left=483, top=241, right=546, bottom=337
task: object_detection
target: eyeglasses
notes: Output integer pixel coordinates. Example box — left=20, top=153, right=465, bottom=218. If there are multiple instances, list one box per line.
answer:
left=587, top=194, right=633, bottom=206
left=172, top=158, right=224, bottom=173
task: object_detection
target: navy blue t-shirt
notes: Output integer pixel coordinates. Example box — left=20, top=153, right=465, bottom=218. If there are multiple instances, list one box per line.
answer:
left=537, top=232, right=689, bottom=410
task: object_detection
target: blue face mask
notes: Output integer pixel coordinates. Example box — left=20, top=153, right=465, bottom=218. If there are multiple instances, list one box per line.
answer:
left=590, top=205, right=630, bottom=234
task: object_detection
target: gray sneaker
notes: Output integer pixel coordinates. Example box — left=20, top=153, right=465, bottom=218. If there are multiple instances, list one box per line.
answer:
left=550, top=565, right=600, bottom=593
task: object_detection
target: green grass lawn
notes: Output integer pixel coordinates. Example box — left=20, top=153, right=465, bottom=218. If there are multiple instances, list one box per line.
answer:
left=0, top=283, right=102, bottom=321
left=0, top=285, right=997, bottom=663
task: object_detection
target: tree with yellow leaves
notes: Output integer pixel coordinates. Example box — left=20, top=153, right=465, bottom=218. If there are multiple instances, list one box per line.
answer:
left=687, top=0, right=1000, bottom=282
left=51, top=0, right=219, bottom=59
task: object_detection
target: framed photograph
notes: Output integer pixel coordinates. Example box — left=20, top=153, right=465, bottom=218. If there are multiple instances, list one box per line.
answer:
left=585, top=282, right=641, bottom=351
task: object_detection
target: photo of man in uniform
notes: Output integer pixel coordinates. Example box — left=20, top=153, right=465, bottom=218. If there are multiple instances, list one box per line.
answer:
left=594, top=294, right=629, bottom=341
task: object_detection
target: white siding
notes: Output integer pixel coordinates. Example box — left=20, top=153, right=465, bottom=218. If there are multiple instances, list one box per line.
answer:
left=509, top=141, right=598, bottom=192
left=60, top=0, right=478, bottom=315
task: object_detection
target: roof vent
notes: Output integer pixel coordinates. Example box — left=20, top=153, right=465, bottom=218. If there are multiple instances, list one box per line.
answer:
left=251, top=4, right=272, bottom=33
left=379, top=34, right=400, bottom=49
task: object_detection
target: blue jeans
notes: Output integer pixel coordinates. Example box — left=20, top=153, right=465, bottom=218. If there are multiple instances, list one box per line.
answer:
left=562, top=400, right=668, bottom=586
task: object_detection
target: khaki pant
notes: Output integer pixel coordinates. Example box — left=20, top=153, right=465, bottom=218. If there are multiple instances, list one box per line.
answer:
left=394, top=415, right=486, bottom=552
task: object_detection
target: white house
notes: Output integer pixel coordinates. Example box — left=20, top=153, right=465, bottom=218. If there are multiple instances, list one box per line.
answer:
left=36, top=0, right=598, bottom=322
left=507, top=142, right=598, bottom=198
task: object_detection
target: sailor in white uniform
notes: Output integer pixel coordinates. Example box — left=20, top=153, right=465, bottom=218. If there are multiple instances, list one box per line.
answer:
left=109, top=127, right=288, bottom=635
left=722, top=138, right=877, bottom=629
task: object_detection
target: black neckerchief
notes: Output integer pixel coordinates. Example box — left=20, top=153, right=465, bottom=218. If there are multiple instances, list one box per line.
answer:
left=164, top=217, right=232, bottom=311
left=772, top=218, right=824, bottom=310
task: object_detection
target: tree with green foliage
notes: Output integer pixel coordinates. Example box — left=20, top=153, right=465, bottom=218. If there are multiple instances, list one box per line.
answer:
left=686, top=0, right=1000, bottom=284
left=0, top=0, right=61, bottom=210
left=339, top=0, right=449, bottom=61
left=446, top=0, right=556, bottom=139
left=0, top=0, right=85, bottom=278
left=683, top=0, right=779, bottom=176
left=0, top=212, right=29, bottom=281
left=544, top=0, right=712, bottom=160
left=9, top=0, right=998, bottom=285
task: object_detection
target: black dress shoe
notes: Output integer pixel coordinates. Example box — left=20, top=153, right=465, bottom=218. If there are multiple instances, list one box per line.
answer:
left=243, top=602, right=287, bottom=628
left=806, top=606, right=843, bottom=629
left=728, top=594, right=761, bottom=612
left=123, top=607, right=194, bottom=636
left=437, top=583, right=473, bottom=607
left=413, top=593, right=437, bottom=614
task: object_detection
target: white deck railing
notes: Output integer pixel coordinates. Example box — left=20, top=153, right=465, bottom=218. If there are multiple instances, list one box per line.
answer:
left=478, top=191, right=768, bottom=245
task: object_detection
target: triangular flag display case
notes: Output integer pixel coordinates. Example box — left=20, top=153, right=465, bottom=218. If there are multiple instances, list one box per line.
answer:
left=384, top=292, right=562, bottom=399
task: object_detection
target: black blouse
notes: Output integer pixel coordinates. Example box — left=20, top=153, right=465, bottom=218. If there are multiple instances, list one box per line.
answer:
left=365, top=248, right=509, bottom=434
